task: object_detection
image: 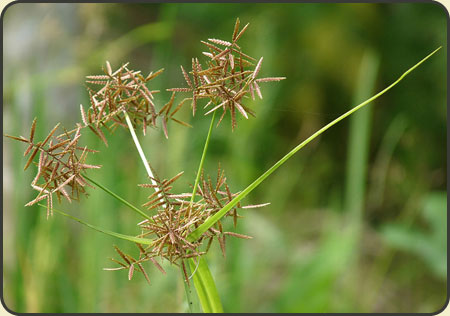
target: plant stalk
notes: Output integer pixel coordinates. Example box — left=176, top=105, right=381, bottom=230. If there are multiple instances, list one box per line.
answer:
left=189, top=257, right=224, bottom=313
left=184, top=111, right=223, bottom=313
left=190, top=111, right=217, bottom=204
left=123, top=111, right=158, bottom=187
left=123, top=110, right=207, bottom=312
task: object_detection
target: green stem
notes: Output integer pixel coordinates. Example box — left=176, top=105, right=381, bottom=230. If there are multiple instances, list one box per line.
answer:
left=84, top=174, right=152, bottom=221
left=123, top=111, right=158, bottom=187
left=187, top=46, right=441, bottom=242
left=123, top=109, right=206, bottom=312
left=190, top=111, right=216, bottom=204
left=185, top=110, right=223, bottom=313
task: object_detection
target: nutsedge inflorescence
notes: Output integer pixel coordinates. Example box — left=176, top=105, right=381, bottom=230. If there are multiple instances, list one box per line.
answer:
left=6, top=17, right=284, bottom=284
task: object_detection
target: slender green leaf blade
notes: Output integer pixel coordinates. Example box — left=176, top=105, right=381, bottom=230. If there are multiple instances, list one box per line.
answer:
left=189, top=257, right=223, bottom=313
left=187, top=47, right=441, bottom=242
left=84, top=174, right=153, bottom=222
left=38, top=204, right=154, bottom=245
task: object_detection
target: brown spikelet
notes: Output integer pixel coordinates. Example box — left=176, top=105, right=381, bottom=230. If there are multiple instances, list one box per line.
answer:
left=48, top=139, right=69, bottom=151
left=230, top=102, right=236, bottom=130
left=218, top=235, right=226, bottom=258
left=254, top=82, right=262, bottom=99
left=256, top=77, right=286, bottom=82
left=191, top=58, right=199, bottom=88
left=53, top=174, right=75, bottom=194
left=170, top=117, right=192, bottom=128
left=150, top=257, right=166, bottom=274
left=95, top=126, right=108, bottom=146
left=29, top=118, right=37, bottom=143
left=249, top=82, right=255, bottom=100
left=232, top=18, right=240, bottom=41
left=47, top=193, right=53, bottom=219
left=202, top=52, right=214, bottom=59
left=192, top=95, right=197, bottom=116
left=229, top=53, right=235, bottom=70
left=137, top=263, right=151, bottom=284
left=24, top=144, right=40, bottom=171
left=211, top=48, right=230, bottom=61
left=252, top=57, right=263, bottom=79
left=128, top=264, right=135, bottom=280
left=181, top=65, right=192, bottom=88
left=241, top=202, right=270, bottom=209
left=161, top=117, right=168, bottom=139
left=224, top=232, right=253, bottom=239
left=146, top=68, right=165, bottom=81
left=25, top=194, right=48, bottom=207
left=167, top=87, right=191, bottom=92
left=105, top=61, right=113, bottom=76
left=234, top=102, right=248, bottom=119
left=4, top=135, right=29, bottom=143
left=42, top=123, right=61, bottom=147
left=205, top=237, right=214, bottom=253
left=109, top=258, right=128, bottom=269
left=114, top=246, right=131, bottom=265
left=86, top=75, right=110, bottom=80
left=171, top=98, right=192, bottom=118
left=208, top=38, right=232, bottom=47
left=201, top=40, right=222, bottom=53
left=23, top=143, right=34, bottom=157
left=234, top=22, right=250, bottom=42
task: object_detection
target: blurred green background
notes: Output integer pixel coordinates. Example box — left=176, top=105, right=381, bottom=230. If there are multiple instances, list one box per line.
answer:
left=2, top=3, right=447, bottom=313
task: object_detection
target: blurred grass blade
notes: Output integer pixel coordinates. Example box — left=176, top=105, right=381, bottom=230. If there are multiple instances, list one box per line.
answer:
left=38, top=204, right=154, bottom=245
left=367, top=114, right=408, bottom=209
left=89, top=21, right=171, bottom=66
left=344, top=49, right=379, bottom=221
left=189, top=257, right=224, bottom=313
left=187, top=47, right=441, bottom=242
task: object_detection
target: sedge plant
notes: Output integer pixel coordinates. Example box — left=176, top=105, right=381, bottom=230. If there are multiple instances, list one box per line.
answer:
left=5, top=18, right=441, bottom=313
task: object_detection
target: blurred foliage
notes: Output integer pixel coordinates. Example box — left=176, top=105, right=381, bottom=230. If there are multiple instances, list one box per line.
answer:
left=2, top=2, right=446, bottom=313
left=381, top=192, right=447, bottom=279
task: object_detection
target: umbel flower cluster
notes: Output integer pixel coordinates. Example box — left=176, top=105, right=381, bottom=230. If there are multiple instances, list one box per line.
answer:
left=169, top=18, right=285, bottom=129
left=7, top=18, right=284, bottom=283
left=110, top=165, right=268, bottom=283
left=6, top=120, right=100, bottom=218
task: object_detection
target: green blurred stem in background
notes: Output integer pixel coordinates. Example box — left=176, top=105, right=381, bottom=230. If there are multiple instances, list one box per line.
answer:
left=343, top=49, right=379, bottom=310
left=344, top=48, right=379, bottom=222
